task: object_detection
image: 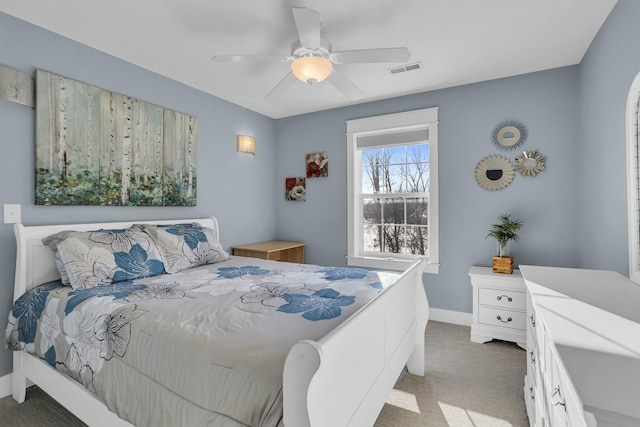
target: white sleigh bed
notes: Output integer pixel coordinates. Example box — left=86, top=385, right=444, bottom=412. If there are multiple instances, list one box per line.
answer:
left=10, top=216, right=429, bottom=427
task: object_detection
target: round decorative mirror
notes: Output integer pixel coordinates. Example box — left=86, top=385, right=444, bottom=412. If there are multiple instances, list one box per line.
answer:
left=515, top=151, right=545, bottom=176
left=475, top=155, right=515, bottom=191
left=492, top=120, right=528, bottom=151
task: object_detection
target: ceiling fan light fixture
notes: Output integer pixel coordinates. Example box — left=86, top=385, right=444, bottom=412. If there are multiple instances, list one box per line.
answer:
left=291, top=56, right=332, bottom=84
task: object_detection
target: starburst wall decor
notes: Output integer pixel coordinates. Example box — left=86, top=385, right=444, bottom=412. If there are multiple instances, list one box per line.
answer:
left=475, top=155, right=515, bottom=191
left=515, top=151, right=545, bottom=176
left=491, top=120, right=528, bottom=151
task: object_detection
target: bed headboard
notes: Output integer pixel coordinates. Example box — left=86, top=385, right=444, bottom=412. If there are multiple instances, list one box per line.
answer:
left=13, top=217, right=220, bottom=301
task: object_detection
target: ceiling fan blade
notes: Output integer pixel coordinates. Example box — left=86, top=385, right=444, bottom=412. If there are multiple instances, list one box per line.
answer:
left=331, top=47, right=411, bottom=64
left=212, top=55, right=292, bottom=63
left=265, top=72, right=298, bottom=101
left=326, top=70, right=365, bottom=100
left=292, top=7, right=321, bottom=49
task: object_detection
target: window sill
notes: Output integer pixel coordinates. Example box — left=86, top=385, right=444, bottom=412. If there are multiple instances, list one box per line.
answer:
left=347, top=256, right=439, bottom=274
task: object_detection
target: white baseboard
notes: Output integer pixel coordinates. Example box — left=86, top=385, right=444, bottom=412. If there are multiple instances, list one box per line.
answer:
left=429, top=308, right=472, bottom=326
left=0, top=373, right=12, bottom=399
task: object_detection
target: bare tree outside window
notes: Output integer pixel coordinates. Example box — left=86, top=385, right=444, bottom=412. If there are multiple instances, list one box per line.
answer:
left=362, top=144, right=429, bottom=256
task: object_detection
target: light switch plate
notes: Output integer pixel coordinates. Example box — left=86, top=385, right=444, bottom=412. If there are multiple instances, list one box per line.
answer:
left=4, top=204, right=21, bottom=224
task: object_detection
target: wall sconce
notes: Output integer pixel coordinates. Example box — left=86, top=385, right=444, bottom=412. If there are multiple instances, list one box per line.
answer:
left=237, top=135, right=256, bottom=155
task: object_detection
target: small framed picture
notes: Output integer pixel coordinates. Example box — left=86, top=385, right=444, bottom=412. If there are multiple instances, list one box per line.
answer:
left=306, top=151, right=328, bottom=178
left=285, top=177, right=306, bottom=201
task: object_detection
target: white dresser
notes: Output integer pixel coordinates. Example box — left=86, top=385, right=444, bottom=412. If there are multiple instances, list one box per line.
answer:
left=520, top=265, right=640, bottom=427
left=468, top=266, right=526, bottom=349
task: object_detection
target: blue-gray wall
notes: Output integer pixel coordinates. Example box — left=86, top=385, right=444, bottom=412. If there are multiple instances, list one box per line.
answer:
left=276, top=0, right=640, bottom=313
left=0, top=12, right=278, bottom=378
left=275, top=67, right=581, bottom=313
left=275, top=0, right=640, bottom=314
left=1, top=0, right=639, bottom=380
left=577, top=0, right=640, bottom=273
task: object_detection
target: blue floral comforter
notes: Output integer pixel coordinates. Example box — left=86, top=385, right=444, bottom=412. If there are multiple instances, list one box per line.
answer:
left=5, top=256, right=399, bottom=427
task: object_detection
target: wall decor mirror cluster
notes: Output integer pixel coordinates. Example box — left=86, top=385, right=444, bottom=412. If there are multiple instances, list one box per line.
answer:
left=514, top=151, right=545, bottom=176
left=475, top=155, right=515, bottom=191
left=476, top=119, right=546, bottom=191
left=491, top=120, right=528, bottom=151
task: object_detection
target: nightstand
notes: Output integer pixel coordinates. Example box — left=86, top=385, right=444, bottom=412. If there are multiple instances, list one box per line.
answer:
left=468, top=266, right=526, bottom=349
left=232, top=240, right=305, bottom=264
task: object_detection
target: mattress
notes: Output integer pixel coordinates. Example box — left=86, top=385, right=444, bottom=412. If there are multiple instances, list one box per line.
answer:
left=6, top=256, right=400, bottom=427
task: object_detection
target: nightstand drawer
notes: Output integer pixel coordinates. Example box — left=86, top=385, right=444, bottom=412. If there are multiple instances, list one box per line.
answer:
left=232, top=241, right=305, bottom=264
left=478, top=306, right=526, bottom=330
left=267, top=250, right=282, bottom=261
left=469, top=266, right=526, bottom=348
left=478, top=288, right=525, bottom=310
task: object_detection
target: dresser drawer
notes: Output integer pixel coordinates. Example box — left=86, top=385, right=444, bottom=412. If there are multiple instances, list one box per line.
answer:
left=478, top=287, right=525, bottom=310
left=477, top=306, right=526, bottom=330
left=527, top=295, right=544, bottom=362
left=549, top=350, right=588, bottom=427
left=524, top=376, right=535, bottom=427
left=526, top=327, right=538, bottom=386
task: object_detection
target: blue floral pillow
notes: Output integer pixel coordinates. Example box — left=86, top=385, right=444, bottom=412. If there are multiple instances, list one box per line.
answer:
left=134, top=223, right=229, bottom=273
left=55, top=228, right=165, bottom=289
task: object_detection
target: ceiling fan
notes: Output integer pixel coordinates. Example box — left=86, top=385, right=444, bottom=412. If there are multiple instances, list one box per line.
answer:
left=211, top=7, right=411, bottom=101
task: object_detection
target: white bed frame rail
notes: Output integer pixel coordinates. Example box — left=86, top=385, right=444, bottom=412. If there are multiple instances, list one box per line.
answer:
left=11, top=217, right=429, bottom=427
left=283, top=258, right=428, bottom=427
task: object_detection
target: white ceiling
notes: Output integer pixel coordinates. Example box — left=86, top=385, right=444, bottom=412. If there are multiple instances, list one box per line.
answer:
left=1, top=0, right=618, bottom=119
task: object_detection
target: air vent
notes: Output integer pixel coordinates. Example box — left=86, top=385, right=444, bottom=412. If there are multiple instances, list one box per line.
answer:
left=389, top=62, right=423, bottom=75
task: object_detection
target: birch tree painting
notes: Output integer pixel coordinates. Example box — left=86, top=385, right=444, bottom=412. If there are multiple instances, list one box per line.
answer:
left=35, top=70, right=197, bottom=206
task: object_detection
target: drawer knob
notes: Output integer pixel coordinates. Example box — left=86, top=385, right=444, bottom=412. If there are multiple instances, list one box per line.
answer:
left=529, top=385, right=535, bottom=400
left=529, top=314, right=536, bottom=327
left=496, top=315, right=512, bottom=323
left=496, top=294, right=513, bottom=302
left=552, top=386, right=566, bottom=411
left=530, top=350, right=536, bottom=364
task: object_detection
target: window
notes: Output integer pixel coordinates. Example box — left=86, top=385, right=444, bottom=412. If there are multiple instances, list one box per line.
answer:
left=626, top=71, right=640, bottom=284
left=346, top=108, right=439, bottom=273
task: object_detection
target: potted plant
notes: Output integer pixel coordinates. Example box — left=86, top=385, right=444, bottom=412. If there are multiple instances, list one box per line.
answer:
left=486, top=213, right=523, bottom=274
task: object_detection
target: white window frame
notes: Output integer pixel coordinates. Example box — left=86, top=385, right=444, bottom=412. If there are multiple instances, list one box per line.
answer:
left=346, top=107, right=439, bottom=273
left=626, top=71, right=640, bottom=284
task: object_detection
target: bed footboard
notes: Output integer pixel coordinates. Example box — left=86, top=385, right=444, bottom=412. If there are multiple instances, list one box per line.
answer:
left=282, top=259, right=428, bottom=427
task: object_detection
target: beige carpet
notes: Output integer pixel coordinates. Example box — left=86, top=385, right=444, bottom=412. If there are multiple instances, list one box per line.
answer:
left=0, top=386, right=86, bottom=427
left=375, top=321, right=528, bottom=427
left=0, top=321, right=528, bottom=427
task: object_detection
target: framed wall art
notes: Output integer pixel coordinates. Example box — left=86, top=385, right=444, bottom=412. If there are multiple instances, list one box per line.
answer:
left=35, top=70, right=198, bottom=206
left=285, top=177, right=306, bottom=201
left=306, top=151, right=328, bottom=178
